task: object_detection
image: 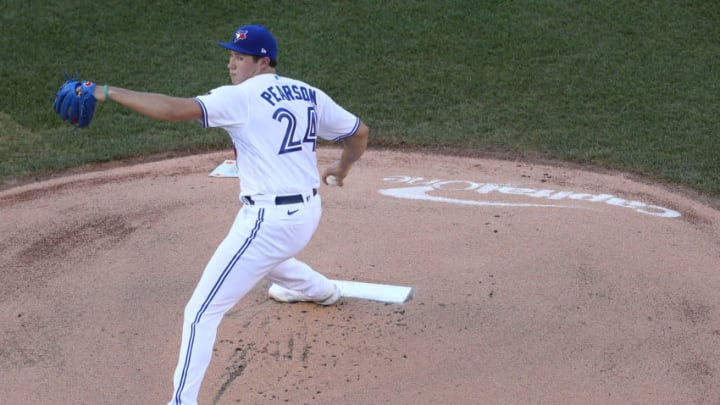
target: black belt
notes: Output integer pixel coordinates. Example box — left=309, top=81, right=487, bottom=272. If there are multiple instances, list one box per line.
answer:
left=242, top=189, right=317, bottom=206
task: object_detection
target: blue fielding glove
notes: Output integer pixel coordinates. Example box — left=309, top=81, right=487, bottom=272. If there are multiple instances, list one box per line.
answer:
left=53, top=78, right=97, bottom=128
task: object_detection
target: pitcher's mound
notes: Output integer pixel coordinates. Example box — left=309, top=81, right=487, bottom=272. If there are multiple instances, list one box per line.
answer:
left=1, top=149, right=719, bottom=404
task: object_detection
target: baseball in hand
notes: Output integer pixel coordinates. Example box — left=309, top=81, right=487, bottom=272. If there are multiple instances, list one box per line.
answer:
left=326, top=175, right=339, bottom=186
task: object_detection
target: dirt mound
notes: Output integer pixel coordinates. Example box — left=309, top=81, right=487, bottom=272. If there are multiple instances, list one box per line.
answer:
left=1, top=149, right=719, bottom=404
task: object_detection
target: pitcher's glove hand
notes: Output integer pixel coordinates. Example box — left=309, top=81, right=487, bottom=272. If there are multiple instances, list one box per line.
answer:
left=53, top=77, right=97, bottom=128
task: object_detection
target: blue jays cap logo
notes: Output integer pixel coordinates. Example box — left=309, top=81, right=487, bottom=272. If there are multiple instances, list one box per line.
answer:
left=233, top=30, right=248, bottom=42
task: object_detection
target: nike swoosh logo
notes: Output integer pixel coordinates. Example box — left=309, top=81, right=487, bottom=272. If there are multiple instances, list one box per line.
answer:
left=287, top=209, right=299, bottom=215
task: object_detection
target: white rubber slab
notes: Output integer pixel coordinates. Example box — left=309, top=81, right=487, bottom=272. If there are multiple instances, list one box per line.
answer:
left=332, top=280, right=414, bottom=304
left=209, top=160, right=238, bottom=177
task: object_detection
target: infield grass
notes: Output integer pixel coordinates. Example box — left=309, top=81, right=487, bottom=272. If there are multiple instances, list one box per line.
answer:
left=1, top=0, right=719, bottom=201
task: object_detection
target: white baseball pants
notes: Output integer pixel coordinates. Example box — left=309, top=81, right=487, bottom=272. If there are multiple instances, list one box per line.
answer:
left=168, top=193, right=335, bottom=405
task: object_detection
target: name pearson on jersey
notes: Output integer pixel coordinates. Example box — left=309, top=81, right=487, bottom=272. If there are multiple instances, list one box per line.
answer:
left=260, top=84, right=317, bottom=107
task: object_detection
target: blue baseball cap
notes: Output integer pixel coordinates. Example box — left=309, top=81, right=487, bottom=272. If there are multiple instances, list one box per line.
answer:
left=217, top=25, right=278, bottom=63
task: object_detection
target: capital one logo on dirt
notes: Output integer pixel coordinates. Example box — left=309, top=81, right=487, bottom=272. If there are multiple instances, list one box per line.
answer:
left=379, top=176, right=681, bottom=218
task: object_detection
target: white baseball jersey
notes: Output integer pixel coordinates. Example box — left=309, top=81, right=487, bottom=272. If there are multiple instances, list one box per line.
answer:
left=195, top=73, right=360, bottom=196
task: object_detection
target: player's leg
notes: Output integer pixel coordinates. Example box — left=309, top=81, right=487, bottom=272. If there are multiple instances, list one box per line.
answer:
left=168, top=207, right=275, bottom=405
left=263, top=195, right=339, bottom=304
left=265, top=257, right=340, bottom=304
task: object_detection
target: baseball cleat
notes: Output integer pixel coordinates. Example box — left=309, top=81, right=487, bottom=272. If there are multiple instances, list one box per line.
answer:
left=268, top=283, right=341, bottom=305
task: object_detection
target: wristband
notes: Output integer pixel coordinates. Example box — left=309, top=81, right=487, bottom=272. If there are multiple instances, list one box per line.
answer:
left=104, top=84, right=109, bottom=101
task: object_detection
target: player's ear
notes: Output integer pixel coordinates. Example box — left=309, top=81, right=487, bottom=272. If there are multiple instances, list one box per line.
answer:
left=258, top=56, right=272, bottom=68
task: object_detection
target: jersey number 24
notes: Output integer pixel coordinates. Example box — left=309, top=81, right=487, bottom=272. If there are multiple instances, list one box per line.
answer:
left=274, top=106, right=317, bottom=154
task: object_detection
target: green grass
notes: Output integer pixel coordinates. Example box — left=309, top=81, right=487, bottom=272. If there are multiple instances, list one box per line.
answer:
left=1, top=0, right=719, bottom=200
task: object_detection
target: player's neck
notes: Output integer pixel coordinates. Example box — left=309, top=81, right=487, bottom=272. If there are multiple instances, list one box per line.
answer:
left=257, top=66, right=276, bottom=76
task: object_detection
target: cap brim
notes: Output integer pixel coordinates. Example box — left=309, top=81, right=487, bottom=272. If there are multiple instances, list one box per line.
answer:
left=216, top=41, right=276, bottom=62
left=217, top=42, right=240, bottom=52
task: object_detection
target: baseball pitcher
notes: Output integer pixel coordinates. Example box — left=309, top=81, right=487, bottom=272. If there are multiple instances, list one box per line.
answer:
left=54, top=24, right=369, bottom=405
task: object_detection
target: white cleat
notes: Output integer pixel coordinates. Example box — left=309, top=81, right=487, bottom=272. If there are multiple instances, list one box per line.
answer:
left=268, top=283, right=341, bottom=306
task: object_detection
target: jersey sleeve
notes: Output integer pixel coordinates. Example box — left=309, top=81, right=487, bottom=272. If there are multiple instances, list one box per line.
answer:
left=195, top=85, right=248, bottom=128
left=314, top=89, right=361, bottom=142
